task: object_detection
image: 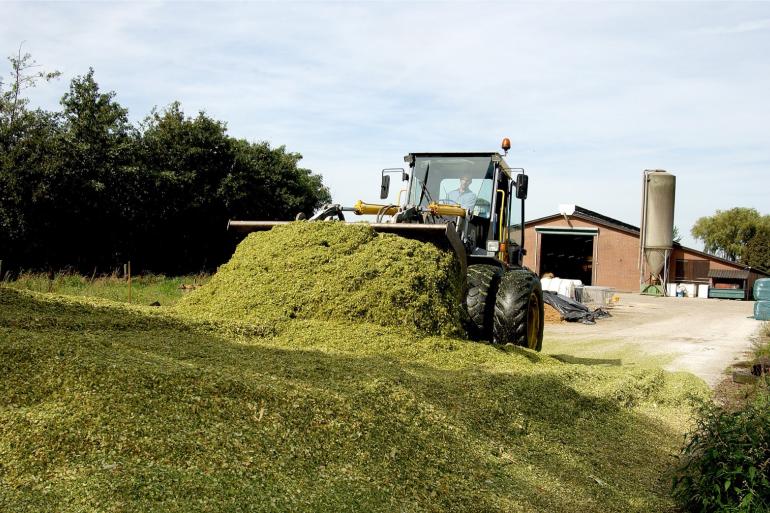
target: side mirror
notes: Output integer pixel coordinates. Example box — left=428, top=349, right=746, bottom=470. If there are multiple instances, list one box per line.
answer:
left=380, top=175, right=391, bottom=199
left=515, top=173, right=528, bottom=199
left=381, top=168, right=407, bottom=200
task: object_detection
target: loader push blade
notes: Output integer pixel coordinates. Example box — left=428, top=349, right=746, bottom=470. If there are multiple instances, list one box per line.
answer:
left=227, top=220, right=290, bottom=233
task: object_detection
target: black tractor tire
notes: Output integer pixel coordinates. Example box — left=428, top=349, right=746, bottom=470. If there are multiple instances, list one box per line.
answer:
left=492, top=269, right=544, bottom=351
left=463, top=264, right=503, bottom=341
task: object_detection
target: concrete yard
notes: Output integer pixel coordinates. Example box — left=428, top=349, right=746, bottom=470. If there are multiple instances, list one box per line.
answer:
left=543, top=293, right=762, bottom=388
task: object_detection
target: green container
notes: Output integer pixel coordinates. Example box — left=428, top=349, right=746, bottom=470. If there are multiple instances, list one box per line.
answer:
left=708, top=288, right=745, bottom=300
left=753, top=278, right=770, bottom=301
left=755, top=300, right=770, bottom=321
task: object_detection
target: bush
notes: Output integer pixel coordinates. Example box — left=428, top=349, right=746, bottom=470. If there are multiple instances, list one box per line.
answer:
left=672, top=394, right=770, bottom=512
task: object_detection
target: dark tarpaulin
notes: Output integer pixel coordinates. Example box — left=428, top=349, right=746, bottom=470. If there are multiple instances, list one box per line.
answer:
left=543, top=291, right=611, bottom=325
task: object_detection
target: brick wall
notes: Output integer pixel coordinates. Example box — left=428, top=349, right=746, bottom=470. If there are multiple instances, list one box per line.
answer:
left=523, top=217, right=641, bottom=291
left=671, top=247, right=742, bottom=272
left=521, top=213, right=759, bottom=294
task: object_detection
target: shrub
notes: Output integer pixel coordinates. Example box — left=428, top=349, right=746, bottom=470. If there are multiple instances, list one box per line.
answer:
left=672, top=393, right=770, bottom=512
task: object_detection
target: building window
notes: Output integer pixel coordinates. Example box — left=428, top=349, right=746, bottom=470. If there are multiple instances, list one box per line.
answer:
left=675, top=259, right=710, bottom=283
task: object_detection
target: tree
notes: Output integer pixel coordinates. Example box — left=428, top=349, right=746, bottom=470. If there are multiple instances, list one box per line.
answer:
left=136, top=103, right=330, bottom=272
left=135, top=102, right=235, bottom=270
left=0, top=46, right=61, bottom=270
left=219, top=138, right=331, bottom=221
left=691, top=207, right=770, bottom=263
left=672, top=225, right=682, bottom=244
left=0, top=43, right=60, bottom=130
left=0, top=109, right=61, bottom=263
left=53, top=68, right=135, bottom=269
left=743, top=225, right=770, bottom=273
left=0, top=48, right=332, bottom=274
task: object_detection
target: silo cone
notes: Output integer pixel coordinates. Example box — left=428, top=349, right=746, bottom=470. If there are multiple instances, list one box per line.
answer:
left=642, top=249, right=668, bottom=295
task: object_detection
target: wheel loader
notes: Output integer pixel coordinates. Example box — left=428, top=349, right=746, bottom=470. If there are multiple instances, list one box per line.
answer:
left=229, top=138, right=544, bottom=350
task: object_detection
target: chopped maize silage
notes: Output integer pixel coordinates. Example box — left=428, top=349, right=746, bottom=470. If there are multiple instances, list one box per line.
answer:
left=178, top=222, right=466, bottom=337
left=1, top=287, right=711, bottom=513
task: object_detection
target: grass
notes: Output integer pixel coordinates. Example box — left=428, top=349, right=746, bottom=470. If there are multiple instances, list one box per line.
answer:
left=3, top=272, right=208, bottom=307
left=0, top=286, right=709, bottom=512
left=754, top=322, right=770, bottom=360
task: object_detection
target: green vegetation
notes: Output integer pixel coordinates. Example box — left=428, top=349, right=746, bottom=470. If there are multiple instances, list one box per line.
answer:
left=3, top=272, right=208, bottom=307
left=691, top=207, right=770, bottom=271
left=755, top=322, right=770, bottom=361
left=672, top=394, right=770, bottom=512
left=0, top=49, right=330, bottom=275
left=671, top=322, right=770, bottom=512
left=544, top=337, right=676, bottom=371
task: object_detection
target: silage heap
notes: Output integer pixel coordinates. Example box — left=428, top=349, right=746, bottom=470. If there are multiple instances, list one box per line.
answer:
left=1, top=222, right=716, bottom=512
left=2, top=287, right=710, bottom=513
left=178, top=222, right=465, bottom=338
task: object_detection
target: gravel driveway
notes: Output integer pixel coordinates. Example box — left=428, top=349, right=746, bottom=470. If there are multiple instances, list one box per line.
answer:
left=543, top=293, right=761, bottom=388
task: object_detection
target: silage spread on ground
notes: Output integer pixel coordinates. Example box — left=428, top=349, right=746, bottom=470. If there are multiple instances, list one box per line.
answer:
left=178, top=222, right=465, bottom=337
left=0, top=224, right=718, bottom=512
left=1, top=287, right=711, bottom=513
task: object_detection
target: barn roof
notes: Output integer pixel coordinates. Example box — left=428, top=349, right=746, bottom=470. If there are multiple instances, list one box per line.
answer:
left=525, top=206, right=769, bottom=277
left=526, top=205, right=640, bottom=235
left=708, top=269, right=750, bottom=280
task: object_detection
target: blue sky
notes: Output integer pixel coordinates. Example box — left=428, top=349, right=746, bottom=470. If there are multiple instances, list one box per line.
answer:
left=4, top=1, right=770, bottom=249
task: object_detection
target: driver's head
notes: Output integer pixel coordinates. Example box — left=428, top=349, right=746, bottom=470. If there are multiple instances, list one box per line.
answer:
left=459, top=175, right=472, bottom=191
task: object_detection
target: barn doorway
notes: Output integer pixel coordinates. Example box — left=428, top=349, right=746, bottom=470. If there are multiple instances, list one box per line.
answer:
left=538, top=231, right=595, bottom=285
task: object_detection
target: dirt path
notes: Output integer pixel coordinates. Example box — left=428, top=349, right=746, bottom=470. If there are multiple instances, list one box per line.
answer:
left=544, top=293, right=761, bottom=388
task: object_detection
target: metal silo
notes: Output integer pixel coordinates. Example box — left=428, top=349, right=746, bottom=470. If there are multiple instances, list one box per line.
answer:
left=639, top=170, right=676, bottom=295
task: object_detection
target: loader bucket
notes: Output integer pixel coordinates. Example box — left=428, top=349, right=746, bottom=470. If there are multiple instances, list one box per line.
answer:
left=227, top=220, right=290, bottom=233
left=227, top=220, right=466, bottom=275
left=367, top=223, right=467, bottom=275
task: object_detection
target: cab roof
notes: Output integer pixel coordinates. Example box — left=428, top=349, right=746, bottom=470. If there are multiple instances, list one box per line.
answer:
left=404, top=152, right=516, bottom=178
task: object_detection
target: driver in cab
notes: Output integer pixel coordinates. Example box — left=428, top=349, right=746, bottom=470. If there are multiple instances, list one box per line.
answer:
left=446, top=175, right=476, bottom=211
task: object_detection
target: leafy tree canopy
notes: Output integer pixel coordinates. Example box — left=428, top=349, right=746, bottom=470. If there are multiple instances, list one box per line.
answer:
left=691, top=207, right=770, bottom=267
left=743, top=225, right=770, bottom=273
left=672, top=225, right=682, bottom=244
left=0, top=49, right=331, bottom=274
left=0, top=43, right=60, bottom=131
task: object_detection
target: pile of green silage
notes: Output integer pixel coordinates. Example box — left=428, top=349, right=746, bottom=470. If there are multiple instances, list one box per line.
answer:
left=178, top=222, right=465, bottom=337
left=1, top=287, right=709, bottom=513
left=0, top=223, right=714, bottom=512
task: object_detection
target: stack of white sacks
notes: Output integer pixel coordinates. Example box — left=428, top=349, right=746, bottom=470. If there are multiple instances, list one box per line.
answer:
left=540, top=277, right=582, bottom=300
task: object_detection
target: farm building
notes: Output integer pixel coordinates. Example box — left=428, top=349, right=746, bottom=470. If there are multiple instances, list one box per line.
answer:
left=521, top=205, right=768, bottom=299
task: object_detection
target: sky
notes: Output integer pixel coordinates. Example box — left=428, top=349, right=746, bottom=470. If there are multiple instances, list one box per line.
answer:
left=4, top=1, right=770, bottom=249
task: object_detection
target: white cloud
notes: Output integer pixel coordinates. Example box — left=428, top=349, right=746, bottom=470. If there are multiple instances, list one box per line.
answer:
left=694, top=18, right=770, bottom=35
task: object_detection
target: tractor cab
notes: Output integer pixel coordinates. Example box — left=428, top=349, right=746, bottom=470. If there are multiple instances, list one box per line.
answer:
left=227, top=138, right=543, bottom=350
left=394, top=151, right=529, bottom=268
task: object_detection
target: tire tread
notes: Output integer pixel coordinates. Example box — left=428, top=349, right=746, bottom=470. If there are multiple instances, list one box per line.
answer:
left=463, top=264, right=502, bottom=340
